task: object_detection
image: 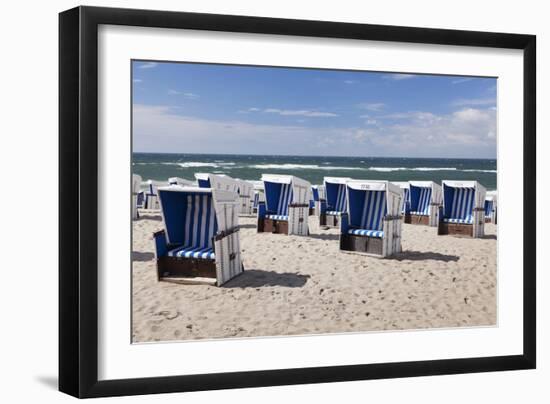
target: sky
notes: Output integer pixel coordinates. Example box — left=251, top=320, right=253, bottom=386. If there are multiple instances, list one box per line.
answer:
left=132, top=60, right=497, bottom=158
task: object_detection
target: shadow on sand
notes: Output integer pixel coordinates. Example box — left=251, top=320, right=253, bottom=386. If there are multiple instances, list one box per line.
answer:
left=222, top=269, right=310, bottom=288
left=389, top=250, right=459, bottom=262
left=238, top=223, right=257, bottom=229
left=306, top=233, right=340, bottom=241
left=132, top=251, right=155, bottom=262
left=137, top=214, right=162, bottom=221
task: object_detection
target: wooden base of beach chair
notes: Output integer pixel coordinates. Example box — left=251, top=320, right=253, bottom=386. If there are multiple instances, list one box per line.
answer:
left=325, top=214, right=341, bottom=228
left=340, top=234, right=383, bottom=256
left=319, top=213, right=340, bottom=228
left=438, top=222, right=473, bottom=237
left=257, top=218, right=289, bottom=235
left=404, top=214, right=430, bottom=226
left=156, top=256, right=217, bottom=284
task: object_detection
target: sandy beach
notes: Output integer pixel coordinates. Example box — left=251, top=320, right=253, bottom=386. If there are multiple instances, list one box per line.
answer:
left=132, top=213, right=496, bottom=343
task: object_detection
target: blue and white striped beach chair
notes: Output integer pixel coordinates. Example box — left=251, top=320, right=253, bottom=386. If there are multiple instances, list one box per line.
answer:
left=235, top=179, right=255, bottom=216
left=144, top=180, right=168, bottom=210
left=319, top=177, right=352, bottom=228
left=251, top=181, right=264, bottom=214
left=168, top=177, right=195, bottom=187
left=132, top=174, right=142, bottom=220
left=392, top=182, right=410, bottom=217
left=405, top=181, right=442, bottom=226
left=310, top=184, right=325, bottom=217
left=438, top=180, right=486, bottom=238
left=340, top=181, right=402, bottom=257
left=195, top=173, right=239, bottom=193
left=257, top=174, right=312, bottom=236
left=153, top=186, right=243, bottom=286
left=484, top=191, right=497, bottom=224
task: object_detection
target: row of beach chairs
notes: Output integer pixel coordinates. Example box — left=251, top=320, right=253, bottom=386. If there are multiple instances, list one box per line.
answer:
left=132, top=172, right=496, bottom=286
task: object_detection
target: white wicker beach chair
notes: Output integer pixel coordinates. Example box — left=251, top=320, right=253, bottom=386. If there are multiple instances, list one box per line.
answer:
left=339, top=180, right=402, bottom=257
left=318, top=177, right=353, bottom=228
left=405, top=181, right=442, bottom=226
left=485, top=190, right=498, bottom=224
left=257, top=174, right=312, bottom=236
left=153, top=186, right=243, bottom=286
left=438, top=180, right=486, bottom=238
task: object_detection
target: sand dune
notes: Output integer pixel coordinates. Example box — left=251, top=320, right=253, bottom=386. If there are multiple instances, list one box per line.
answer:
left=132, top=214, right=496, bottom=342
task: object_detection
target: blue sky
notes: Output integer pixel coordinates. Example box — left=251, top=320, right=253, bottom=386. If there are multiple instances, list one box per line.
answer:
left=132, top=60, right=497, bottom=158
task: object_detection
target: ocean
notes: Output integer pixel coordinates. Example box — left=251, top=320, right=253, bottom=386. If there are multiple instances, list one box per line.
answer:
left=132, top=153, right=497, bottom=190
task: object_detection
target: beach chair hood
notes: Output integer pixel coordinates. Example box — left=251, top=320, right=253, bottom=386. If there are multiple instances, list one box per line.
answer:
left=157, top=186, right=238, bottom=246
left=442, top=180, right=486, bottom=217
left=324, top=177, right=352, bottom=213
left=346, top=180, right=401, bottom=229
left=408, top=181, right=443, bottom=215
left=168, top=177, right=195, bottom=186
left=194, top=173, right=239, bottom=193
left=261, top=174, right=312, bottom=209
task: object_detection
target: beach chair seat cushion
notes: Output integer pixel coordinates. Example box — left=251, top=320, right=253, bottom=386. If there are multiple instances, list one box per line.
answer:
left=410, top=211, right=429, bottom=216
left=442, top=218, right=473, bottom=224
left=167, top=245, right=215, bottom=260
left=266, top=214, right=289, bottom=221
left=347, top=228, right=384, bottom=238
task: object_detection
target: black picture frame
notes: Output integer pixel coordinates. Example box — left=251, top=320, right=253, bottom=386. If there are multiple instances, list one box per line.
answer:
left=59, top=5, right=536, bottom=398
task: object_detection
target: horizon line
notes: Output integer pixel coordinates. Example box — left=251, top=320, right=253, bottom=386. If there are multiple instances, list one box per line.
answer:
left=132, top=151, right=496, bottom=160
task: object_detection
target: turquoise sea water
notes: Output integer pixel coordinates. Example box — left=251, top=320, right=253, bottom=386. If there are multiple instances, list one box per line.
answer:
left=132, top=153, right=497, bottom=190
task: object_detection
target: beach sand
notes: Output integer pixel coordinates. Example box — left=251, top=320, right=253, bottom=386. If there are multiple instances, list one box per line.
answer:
left=132, top=213, right=497, bottom=342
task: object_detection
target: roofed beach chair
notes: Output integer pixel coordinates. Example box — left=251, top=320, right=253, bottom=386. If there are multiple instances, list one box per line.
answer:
left=485, top=191, right=498, bottom=224
left=195, top=172, right=239, bottom=192
left=339, top=180, right=402, bottom=257
left=404, top=181, right=442, bottom=226
left=153, top=186, right=243, bottom=286
left=144, top=180, right=168, bottom=210
left=235, top=179, right=255, bottom=216
left=438, top=180, right=486, bottom=238
left=310, top=185, right=325, bottom=216
left=257, top=174, right=312, bottom=236
left=168, top=177, right=195, bottom=187
left=319, top=177, right=352, bottom=228
left=251, top=181, right=264, bottom=214
left=132, top=174, right=142, bottom=220
left=391, top=181, right=410, bottom=217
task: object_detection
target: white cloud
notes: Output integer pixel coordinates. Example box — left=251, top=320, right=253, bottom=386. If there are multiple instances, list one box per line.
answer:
left=249, top=107, right=338, bottom=117
left=358, top=103, right=385, bottom=112
left=167, top=89, right=199, bottom=99
left=133, top=104, right=496, bottom=158
left=452, top=97, right=496, bottom=107
left=382, top=73, right=415, bottom=81
left=138, top=62, right=158, bottom=69
left=343, top=80, right=357, bottom=84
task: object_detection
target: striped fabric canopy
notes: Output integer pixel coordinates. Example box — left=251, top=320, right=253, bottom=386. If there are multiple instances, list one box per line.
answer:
left=402, top=187, right=410, bottom=214
left=410, top=185, right=432, bottom=215
left=159, top=191, right=218, bottom=260
left=484, top=199, right=494, bottom=218
left=443, top=186, right=476, bottom=224
left=264, top=181, right=293, bottom=220
left=312, top=186, right=320, bottom=202
left=348, top=187, right=387, bottom=237
left=326, top=182, right=347, bottom=213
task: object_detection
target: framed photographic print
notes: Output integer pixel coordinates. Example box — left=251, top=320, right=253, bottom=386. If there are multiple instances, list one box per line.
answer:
left=59, top=6, right=536, bottom=398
